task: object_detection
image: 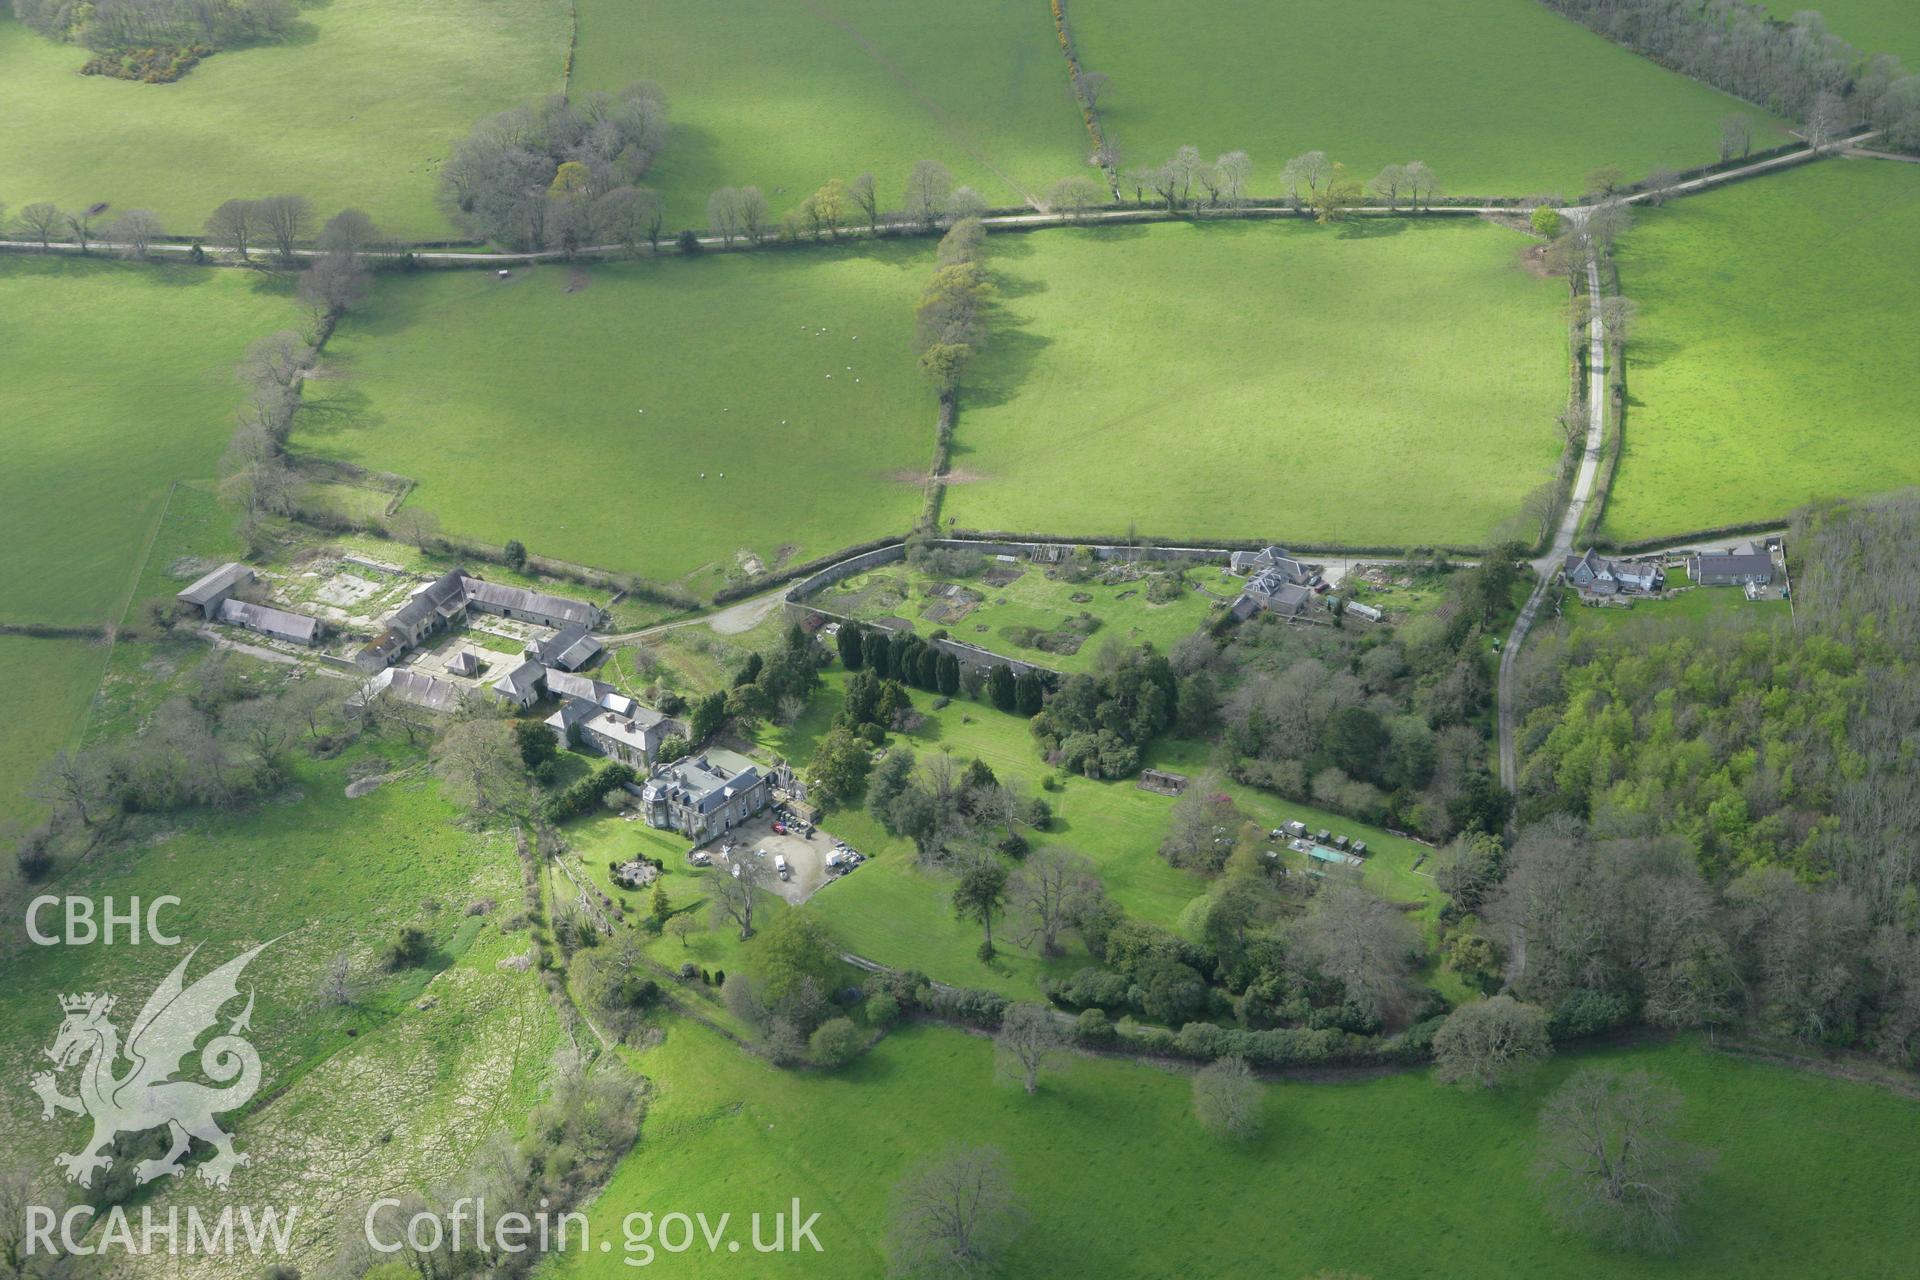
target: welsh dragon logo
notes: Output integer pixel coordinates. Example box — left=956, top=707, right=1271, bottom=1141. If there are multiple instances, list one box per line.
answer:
left=30, top=943, right=269, bottom=1190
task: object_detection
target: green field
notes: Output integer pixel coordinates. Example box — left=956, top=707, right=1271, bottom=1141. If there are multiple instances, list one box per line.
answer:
left=562, top=1018, right=1920, bottom=1278
left=0, top=257, right=296, bottom=625
left=1601, top=160, right=1920, bottom=541
left=301, top=250, right=941, bottom=592
left=814, top=560, right=1220, bottom=675
left=572, top=0, right=1089, bottom=230
left=0, top=0, right=568, bottom=239
left=0, top=637, right=106, bottom=831
left=1073, top=0, right=1791, bottom=197
left=1766, top=0, right=1920, bottom=62
left=944, top=219, right=1568, bottom=548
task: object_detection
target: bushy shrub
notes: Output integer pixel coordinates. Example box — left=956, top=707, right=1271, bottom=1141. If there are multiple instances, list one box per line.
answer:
left=866, top=992, right=902, bottom=1028
left=808, top=1017, right=865, bottom=1068
left=1073, top=1007, right=1114, bottom=1046
left=1548, top=989, right=1635, bottom=1041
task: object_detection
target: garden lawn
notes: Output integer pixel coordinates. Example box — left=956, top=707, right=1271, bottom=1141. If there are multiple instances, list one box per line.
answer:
left=1073, top=0, right=1791, bottom=197
left=565, top=1019, right=1920, bottom=1279
left=1601, top=160, right=1920, bottom=540
left=301, top=251, right=938, bottom=594
left=0, top=257, right=295, bottom=625
left=750, top=670, right=1436, bottom=998
left=945, top=219, right=1568, bottom=548
left=0, top=0, right=569, bottom=239
left=815, top=561, right=1219, bottom=675
left=571, top=0, right=1088, bottom=230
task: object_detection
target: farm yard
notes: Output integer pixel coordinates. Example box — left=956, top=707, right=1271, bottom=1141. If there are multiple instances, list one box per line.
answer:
left=0, top=256, right=296, bottom=625
left=812, top=555, right=1219, bottom=675
left=571, top=0, right=1088, bottom=231
left=298, top=249, right=940, bottom=595
left=0, top=0, right=571, bottom=240
left=1600, top=160, right=1920, bottom=541
left=560, top=1020, right=1920, bottom=1280
left=943, top=219, right=1569, bottom=547
left=1071, top=0, right=1791, bottom=198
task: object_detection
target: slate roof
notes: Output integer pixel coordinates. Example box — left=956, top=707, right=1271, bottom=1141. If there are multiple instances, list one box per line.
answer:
left=177, top=562, right=253, bottom=608
left=217, top=597, right=320, bottom=644
left=649, top=749, right=765, bottom=815
left=533, top=623, right=603, bottom=671
left=461, top=577, right=600, bottom=627
left=355, top=668, right=468, bottom=713
left=492, top=658, right=546, bottom=701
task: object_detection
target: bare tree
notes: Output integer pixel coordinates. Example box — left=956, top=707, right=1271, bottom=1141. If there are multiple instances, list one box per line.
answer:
left=1191, top=1055, right=1263, bottom=1141
left=848, top=171, right=880, bottom=232
left=300, top=249, right=372, bottom=320
left=1215, top=150, right=1251, bottom=204
left=993, top=1002, right=1065, bottom=1094
left=1281, top=150, right=1330, bottom=204
left=708, top=855, right=769, bottom=939
left=237, top=329, right=313, bottom=391
left=1009, top=846, right=1100, bottom=955
left=706, top=187, right=742, bottom=245
left=0, top=1160, right=50, bottom=1279
left=1169, top=144, right=1203, bottom=204
left=1046, top=175, right=1103, bottom=222
left=595, top=184, right=667, bottom=256
left=905, top=159, right=954, bottom=232
left=738, top=186, right=770, bottom=244
left=1405, top=160, right=1439, bottom=211
left=205, top=198, right=257, bottom=260
left=431, top=716, right=524, bottom=817
left=16, top=202, right=64, bottom=250
left=1074, top=69, right=1109, bottom=109
left=318, top=207, right=381, bottom=259
left=108, top=208, right=164, bottom=260
left=1805, top=90, right=1849, bottom=150
left=886, top=1147, right=1027, bottom=1278
left=64, top=206, right=97, bottom=253
left=1432, top=996, right=1552, bottom=1088
left=318, top=949, right=355, bottom=1006
left=256, top=193, right=314, bottom=263
left=1371, top=163, right=1410, bottom=212
left=1598, top=295, right=1638, bottom=345
left=1292, top=882, right=1420, bottom=1024
left=1534, top=1068, right=1714, bottom=1254
left=1642, top=166, right=1682, bottom=206
left=944, top=184, right=988, bottom=225
left=385, top=506, right=442, bottom=550
left=31, top=749, right=105, bottom=828
left=1718, top=113, right=1754, bottom=161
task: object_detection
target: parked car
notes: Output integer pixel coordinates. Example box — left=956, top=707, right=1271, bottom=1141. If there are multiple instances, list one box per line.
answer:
left=688, top=850, right=712, bottom=867
left=775, top=854, right=790, bottom=882
left=772, top=820, right=787, bottom=835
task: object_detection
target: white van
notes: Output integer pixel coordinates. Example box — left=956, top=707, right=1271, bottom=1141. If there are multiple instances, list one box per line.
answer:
left=775, top=854, right=791, bottom=882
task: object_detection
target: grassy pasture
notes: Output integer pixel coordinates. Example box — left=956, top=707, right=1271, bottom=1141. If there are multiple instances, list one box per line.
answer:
left=564, top=1018, right=1920, bottom=1279
left=0, top=740, right=560, bottom=1243
left=1601, top=160, right=1920, bottom=540
left=571, top=0, right=1089, bottom=230
left=944, top=219, right=1568, bottom=549
left=1765, top=0, right=1920, bottom=62
left=0, top=0, right=569, bottom=239
left=0, top=637, right=106, bottom=831
left=1073, top=0, right=1791, bottom=197
left=0, top=257, right=295, bottom=626
left=302, top=251, right=939, bottom=594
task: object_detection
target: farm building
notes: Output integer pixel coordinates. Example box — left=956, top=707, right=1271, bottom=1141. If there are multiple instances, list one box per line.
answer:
left=217, top=597, right=322, bottom=646
left=1232, top=571, right=1313, bottom=619
left=528, top=622, right=603, bottom=671
left=176, top=562, right=254, bottom=618
left=356, top=568, right=604, bottom=670
left=638, top=749, right=771, bottom=842
left=491, top=658, right=546, bottom=709
left=445, top=650, right=480, bottom=678
left=1688, top=547, right=1775, bottom=587
left=1563, top=548, right=1662, bottom=597
left=350, top=667, right=469, bottom=714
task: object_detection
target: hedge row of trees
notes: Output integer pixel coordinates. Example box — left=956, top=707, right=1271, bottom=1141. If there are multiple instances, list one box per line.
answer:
left=12, top=0, right=294, bottom=51
left=1547, top=0, right=1920, bottom=151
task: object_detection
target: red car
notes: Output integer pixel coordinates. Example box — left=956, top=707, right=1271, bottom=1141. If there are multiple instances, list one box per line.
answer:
left=771, top=820, right=787, bottom=835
